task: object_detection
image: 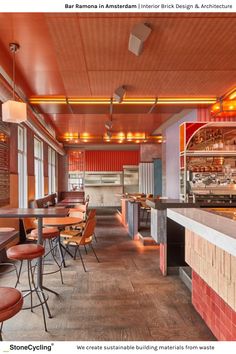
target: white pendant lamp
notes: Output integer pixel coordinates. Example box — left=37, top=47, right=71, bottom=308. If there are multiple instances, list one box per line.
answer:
left=2, top=43, right=27, bottom=123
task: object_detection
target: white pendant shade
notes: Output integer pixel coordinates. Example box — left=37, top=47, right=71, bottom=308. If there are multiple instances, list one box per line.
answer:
left=2, top=100, right=27, bottom=123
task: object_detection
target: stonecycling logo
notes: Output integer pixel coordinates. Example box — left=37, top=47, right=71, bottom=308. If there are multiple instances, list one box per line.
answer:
left=5, top=344, right=53, bottom=352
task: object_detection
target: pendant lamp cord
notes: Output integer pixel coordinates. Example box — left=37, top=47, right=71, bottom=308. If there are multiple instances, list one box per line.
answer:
left=12, top=49, right=16, bottom=100
left=9, top=43, right=19, bottom=100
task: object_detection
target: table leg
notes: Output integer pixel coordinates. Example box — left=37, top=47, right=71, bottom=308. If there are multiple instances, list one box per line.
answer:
left=37, top=218, right=43, bottom=289
left=37, top=217, right=52, bottom=318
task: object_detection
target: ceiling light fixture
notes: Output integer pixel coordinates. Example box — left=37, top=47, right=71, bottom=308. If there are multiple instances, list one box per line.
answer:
left=229, top=91, right=236, bottom=100
left=113, top=86, right=126, bottom=103
left=29, top=96, right=216, bottom=105
left=2, top=43, right=27, bottom=123
left=105, top=120, right=113, bottom=130
left=128, top=23, right=152, bottom=56
left=106, top=130, right=112, bottom=139
left=211, top=87, right=236, bottom=118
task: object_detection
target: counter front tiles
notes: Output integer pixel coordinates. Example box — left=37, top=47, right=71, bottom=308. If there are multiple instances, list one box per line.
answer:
left=167, top=208, right=236, bottom=257
left=167, top=207, right=236, bottom=340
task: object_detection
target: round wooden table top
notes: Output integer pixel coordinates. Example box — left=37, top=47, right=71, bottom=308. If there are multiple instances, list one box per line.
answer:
left=43, top=217, right=83, bottom=227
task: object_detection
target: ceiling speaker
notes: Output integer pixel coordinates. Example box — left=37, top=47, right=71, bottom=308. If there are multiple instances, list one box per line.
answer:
left=128, top=23, right=152, bottom=56
left=113, top=86, right=126, bottom=103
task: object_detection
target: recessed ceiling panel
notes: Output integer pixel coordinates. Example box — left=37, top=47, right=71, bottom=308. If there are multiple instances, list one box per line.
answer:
left=88, top=70, right=236, bottom=98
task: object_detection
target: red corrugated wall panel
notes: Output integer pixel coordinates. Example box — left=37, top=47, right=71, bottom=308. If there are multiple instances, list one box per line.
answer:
left=197, top=107, right=236, bottom=122
left=85, top=150, right=140, bottom=171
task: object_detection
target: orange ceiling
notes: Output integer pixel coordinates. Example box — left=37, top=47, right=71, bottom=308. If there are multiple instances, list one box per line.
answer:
left=0, top=13, right=236, bottom=143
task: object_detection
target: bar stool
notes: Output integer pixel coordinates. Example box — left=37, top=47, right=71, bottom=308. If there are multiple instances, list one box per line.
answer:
left=0, top=287, right=23, bottom=340
left=29, top=227, right=63, bottom=286
left=6, top=244, right=50, bottom=331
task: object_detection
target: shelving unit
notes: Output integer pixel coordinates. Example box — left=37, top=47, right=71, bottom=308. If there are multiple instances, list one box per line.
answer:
left=84, top=171, right=123, bottom=187
left=179, top=122, right=236, bottom=201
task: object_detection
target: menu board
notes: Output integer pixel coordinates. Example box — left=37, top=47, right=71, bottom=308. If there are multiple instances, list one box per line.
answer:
left=0, top=121, right=10, bottom=206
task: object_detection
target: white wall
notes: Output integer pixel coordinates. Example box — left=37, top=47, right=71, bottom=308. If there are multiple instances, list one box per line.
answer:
left=163, top=110, right=197, bottom=199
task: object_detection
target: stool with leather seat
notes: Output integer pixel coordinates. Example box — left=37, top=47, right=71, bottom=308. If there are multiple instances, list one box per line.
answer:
left=0, top=287, right=23, bottom=340
left=6, top=244, right=50, bottom=331
left=29, top=227, right=63, bottom=285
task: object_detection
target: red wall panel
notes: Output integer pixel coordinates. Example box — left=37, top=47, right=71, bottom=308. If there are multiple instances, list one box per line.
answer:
left=197, top=107, right=236, bottom=122
left=85, top=150, right=139, bottom=171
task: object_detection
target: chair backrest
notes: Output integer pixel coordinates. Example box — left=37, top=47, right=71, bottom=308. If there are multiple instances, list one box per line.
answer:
left=68, top=210, right=84, bottom=219
left=20, top=218, right=37, bottom=241
left=71, top=202, right=88, bottom=213
left=87, top=209, right=96, bottom=221
left=22, top=218, right=37, bottom=232
left=140, top=200, right=148, bottom=208
left=80, top=218, right=96, bottom=245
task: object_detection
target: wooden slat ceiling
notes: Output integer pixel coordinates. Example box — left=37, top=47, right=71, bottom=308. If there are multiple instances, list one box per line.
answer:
left=0, top=13, right=235, bottom=144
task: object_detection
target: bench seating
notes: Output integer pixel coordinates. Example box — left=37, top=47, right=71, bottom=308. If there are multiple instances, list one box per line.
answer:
left=29, top=193, right=57, bottom=208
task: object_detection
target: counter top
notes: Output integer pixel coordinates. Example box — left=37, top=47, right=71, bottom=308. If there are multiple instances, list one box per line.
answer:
left=167, top=208, right=236, bottom=257
left=146, top=198, right=236, bottom=210
left=146, top=199, right=197, bottom=209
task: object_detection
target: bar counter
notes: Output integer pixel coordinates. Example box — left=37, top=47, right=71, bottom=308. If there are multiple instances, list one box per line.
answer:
left=167, top=208, right=236, bottom=256
left=145, top=198, right=236, bottom=276
left=167, top=207, right=236, bottom=341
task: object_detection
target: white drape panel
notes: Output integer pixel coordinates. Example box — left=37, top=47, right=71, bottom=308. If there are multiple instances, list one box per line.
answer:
left=139, top=162, right=154, bottom=194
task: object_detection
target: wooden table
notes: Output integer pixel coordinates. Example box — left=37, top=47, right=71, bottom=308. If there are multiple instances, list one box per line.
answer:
left=0, top=208, right=68, bottom=300
left=56, top=198, right=84, bottom=208
left=0, top=230, right=19, bottom=251
left=43, top=216, right=82, bottom=228
left=61, top=198, right=84, bottom=203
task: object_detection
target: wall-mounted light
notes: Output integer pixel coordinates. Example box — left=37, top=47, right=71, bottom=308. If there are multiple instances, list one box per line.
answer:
left=2, top=43, right=27, bottom=123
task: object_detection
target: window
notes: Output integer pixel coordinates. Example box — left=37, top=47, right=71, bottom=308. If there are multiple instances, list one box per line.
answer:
left=48, top=147, right=56, bottom=194
left=34, top=137, right=44, bottom=199
left=18, top=126, right=27, bottom=207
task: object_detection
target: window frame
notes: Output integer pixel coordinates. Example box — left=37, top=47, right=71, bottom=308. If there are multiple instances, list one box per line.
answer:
left=18, top=125, right=28, bottom=208
left=48, top=147, right=56, bottom=194
left=34, top=136, right=44, bottom=199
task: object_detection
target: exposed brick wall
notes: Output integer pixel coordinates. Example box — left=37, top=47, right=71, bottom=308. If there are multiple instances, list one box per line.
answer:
left=192, top=271, right=236, bottom=341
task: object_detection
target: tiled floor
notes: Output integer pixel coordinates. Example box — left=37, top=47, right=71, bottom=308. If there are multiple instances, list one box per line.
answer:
left=0, top=209, right=215, bottom=341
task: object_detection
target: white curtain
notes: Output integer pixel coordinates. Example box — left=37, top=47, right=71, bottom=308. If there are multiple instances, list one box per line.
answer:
left=139, top=162, right=154, bottom=194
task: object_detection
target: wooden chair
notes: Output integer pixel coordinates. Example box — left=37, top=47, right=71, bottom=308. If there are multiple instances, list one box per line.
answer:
left=61, top=218, right=99, bottom=272
left=140, top=201, right=151, bottom=223
left=71, top=201, right=89, bottom=214
left=61, top=209, right=97, bottom=240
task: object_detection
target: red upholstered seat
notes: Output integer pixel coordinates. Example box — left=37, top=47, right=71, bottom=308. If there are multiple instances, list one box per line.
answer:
left=0, top=287, right=23, bottom=322
left=7, top=244, right=45, bottom=261
left=30, top=227, right=59, bottom=240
